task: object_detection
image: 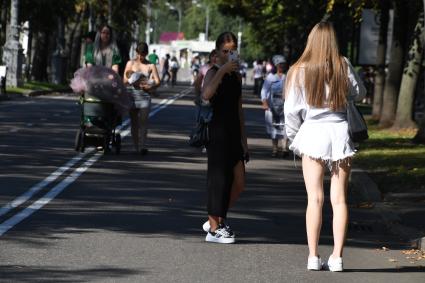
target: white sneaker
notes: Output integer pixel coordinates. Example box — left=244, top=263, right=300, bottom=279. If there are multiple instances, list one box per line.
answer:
left=205, top=225, right=235, bottom=244
left=202, top=220, right=210, bottom=233
left=327, top=256, right=343, bottom=272
left=203, top=220, right=234, bottom=236
left=307, top=256, right=323, bottom=271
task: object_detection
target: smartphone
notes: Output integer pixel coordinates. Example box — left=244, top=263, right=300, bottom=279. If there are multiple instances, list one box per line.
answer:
left=228, top=50, right=239, bottom=62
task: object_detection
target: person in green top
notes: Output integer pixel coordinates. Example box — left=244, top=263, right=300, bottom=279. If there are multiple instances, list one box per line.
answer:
left=85, top=24, right=122, bottom=73
left=148, top=49, right=159, bottom=65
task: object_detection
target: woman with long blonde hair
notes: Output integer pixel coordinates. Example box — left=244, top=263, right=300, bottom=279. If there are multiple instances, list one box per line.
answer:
left=284, top=22, right=366, bottom=272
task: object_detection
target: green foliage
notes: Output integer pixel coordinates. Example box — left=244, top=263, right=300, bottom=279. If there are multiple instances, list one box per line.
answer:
left=21, top=0, right=76, bottom=32
left=213, top=0, right=328, bottom=62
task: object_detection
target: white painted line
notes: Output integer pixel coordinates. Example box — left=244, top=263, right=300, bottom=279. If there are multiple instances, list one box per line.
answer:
left=0, top=153, right=102, bottom=236
left=0, top=88, right=190, bottom=236
left=0, top=151, right=92, bottom=218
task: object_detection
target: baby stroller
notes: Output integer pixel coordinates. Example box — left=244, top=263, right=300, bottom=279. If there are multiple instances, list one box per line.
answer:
left=74, top=91, right=122, bottom=154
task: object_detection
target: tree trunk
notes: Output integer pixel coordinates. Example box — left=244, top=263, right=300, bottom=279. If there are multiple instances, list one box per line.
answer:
left=31, top=31, right=49, bottom=81
left=66, top=11, right=84, bottom=77
left=379, top=1, right=408, bottom=128
left=413, top=65, right=425, bottom=143
left=392, top=12, right=424, bottom=129
left=0, top=0, right=7, bottom=48
left=372, top=0, right=390, bottom=120
left=25, top=21, right=32, bottom=81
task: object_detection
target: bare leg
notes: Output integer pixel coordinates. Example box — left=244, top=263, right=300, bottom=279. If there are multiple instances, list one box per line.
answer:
left=282, top=137, right=288, bottom=151
left=330, top=159, right=351, bottom=258
left=139, top=105, right=150, bottom=150
left=302, top=156, right=325, bottom=258
left=208, top=215, right=220, bottom=232
left=130, top=109, right=140, bottom=152
left=272, top=139, right=278, bottom=156
left=229, top=160, right=245, bottom=208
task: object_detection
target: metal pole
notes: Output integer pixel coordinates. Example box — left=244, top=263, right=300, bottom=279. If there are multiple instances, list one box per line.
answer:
left=205, top=5, right=209, bottom=41
left=237, top=32, right=242, bottom=54
left=178, top=7, right=182, bottom=34
left=145, top=0, right=151, bottom=44
left=88, top=3, right=94, bottom=32
left=107, top=0, right=112, bottom=25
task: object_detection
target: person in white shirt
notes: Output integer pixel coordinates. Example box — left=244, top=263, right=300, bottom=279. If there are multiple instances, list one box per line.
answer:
left=252, top=59, right=264, bottom=97
left=284, top=21, right=366, bottom=272
left=261, top=55, right=288, bottom=157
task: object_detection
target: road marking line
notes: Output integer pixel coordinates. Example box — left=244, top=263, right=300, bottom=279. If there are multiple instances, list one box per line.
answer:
left=0, top=152, right=102, bottom=236
left=0, top=88, right=190, bottom=237
left=0, top=151, right=92, bottom=218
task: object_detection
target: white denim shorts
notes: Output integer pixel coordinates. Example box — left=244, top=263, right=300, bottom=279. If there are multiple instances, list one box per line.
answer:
left=289, top=120, right=356, bottom=166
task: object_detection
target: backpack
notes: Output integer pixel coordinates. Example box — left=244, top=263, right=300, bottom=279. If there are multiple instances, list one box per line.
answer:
left=268, top=79, right=285, bottom=123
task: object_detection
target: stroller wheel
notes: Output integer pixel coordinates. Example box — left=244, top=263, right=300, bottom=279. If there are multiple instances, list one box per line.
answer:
left=74, top=129, right=82, bottom=151
left=114, top=134, right=121, bottom=154
left=103, top=136, right=111, bottom=154
left=80, top=130, right=86, bottom=152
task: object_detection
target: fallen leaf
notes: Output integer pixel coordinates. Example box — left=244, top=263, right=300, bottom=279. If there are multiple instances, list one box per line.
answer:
left=358, top=202, right=374, bottom=208
left=388, top=258, right=398, bottom=262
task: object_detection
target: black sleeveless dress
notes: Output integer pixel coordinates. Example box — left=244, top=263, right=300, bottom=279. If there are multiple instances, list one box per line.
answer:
left=207, top=68, right=244, bottom=218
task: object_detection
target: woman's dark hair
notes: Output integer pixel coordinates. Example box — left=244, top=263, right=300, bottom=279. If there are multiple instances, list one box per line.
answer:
left=93, top=23, right=118, bottom=57
left=208, top=49, right=217, bottom=61
left=98, top=24, right=113, bottom=42
left=136, top=42, right=149, bottom=55
left=215, top=32, right=237, bottom=50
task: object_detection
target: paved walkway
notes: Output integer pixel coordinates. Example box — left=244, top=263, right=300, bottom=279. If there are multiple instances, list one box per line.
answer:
left=0, top=85, right=423, bottom=282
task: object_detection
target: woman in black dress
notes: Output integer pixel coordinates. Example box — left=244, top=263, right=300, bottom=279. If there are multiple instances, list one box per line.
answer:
left=201, top=32, right=248, bottom=244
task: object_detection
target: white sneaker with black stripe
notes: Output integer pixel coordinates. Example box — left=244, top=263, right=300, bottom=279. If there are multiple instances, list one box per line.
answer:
left=205, top=225, right=236, bottom=244
left=203, top=221, right=235, bottom=237
left=202, top=221, right=210, bottom=233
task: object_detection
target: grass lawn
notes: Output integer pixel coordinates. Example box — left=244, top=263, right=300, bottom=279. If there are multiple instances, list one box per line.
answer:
left=354, top=118, right=425, bottom=194
left=6, top=81, right=69, bottom=95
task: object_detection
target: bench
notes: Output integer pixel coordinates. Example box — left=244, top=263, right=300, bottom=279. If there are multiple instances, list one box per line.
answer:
left=0, top=65, right=7, bottom=95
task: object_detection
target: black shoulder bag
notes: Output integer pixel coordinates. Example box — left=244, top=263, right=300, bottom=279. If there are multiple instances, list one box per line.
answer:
left=347, top=100, right=368, bottom=142
left=189, top=102, right=213, bottom=147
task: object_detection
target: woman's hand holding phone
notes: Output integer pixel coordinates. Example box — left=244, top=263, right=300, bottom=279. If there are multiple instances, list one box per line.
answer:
left=221, top=61, right=239, bottom=75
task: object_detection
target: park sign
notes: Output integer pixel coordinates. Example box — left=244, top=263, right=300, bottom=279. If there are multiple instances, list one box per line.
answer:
left=358, top=9, right=394, bottom=66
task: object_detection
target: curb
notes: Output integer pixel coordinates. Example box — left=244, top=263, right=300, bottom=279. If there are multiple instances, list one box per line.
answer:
left=26, top=88, right=72, bottom=97
left=350, top=168, right=425, bottom=251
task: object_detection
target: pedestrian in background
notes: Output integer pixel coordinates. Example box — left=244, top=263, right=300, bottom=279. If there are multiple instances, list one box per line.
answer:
left=148, top=49, right=159, bottom=65
left=201, top=32, right=248, bottom=244
left=239, top=60, right=248, bottom=85
left=253, top=59, right=264, bottom=97
left=123, top=42, right=160, bottom=155
left=194, top=49, right=217, bottom=104
left=261, top=55, right=288, bottom=157
left=161, top=54, right=171, bottom=86
left=284, top=21, right=366, bottom=272
left=85, top=24, right=122, bottom=73
left=170, top=56, right=180, bottom=87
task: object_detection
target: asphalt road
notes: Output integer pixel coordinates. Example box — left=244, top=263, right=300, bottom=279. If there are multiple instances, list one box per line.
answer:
left=0, top=85, right=424, bottom=282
